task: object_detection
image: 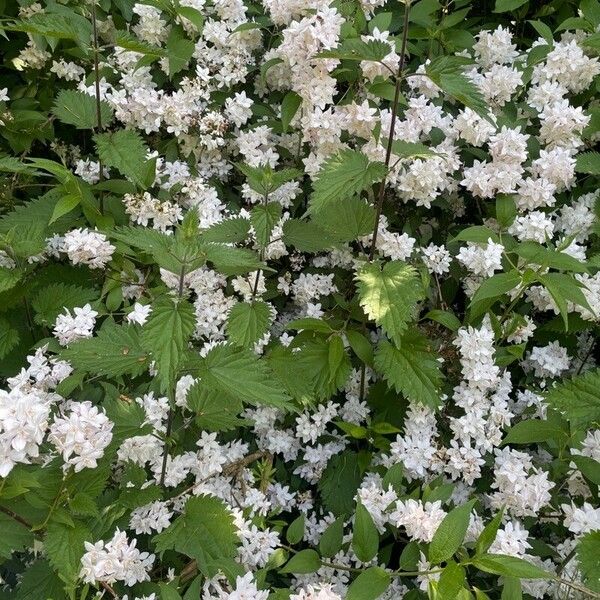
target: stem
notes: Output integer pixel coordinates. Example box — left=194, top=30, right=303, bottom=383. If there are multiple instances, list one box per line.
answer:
left=0, top=505, right=32, bottom=529
left=359, top=0, right=411, bottom=401
left=91, top=0, right=105, bottom=213
left=367, top=0, right=411, bottom=262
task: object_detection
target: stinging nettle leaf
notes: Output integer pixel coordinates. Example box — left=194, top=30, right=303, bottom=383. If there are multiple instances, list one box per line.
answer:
left=52, top=89, right=114, bottom=130
left=309, top=150, right=387, bottom=214
left=226, top=300, right=272, bottom=347
left=356, top=260, right=425, bottom=344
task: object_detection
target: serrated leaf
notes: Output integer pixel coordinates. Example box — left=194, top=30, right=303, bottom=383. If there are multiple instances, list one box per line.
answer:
left=577, top=531, right=600, bottom=592
left=250, top=202, right=282, bottom=247
left=309, top=150, right=387, bottom=214
left=428, top=500, right=475, bottom=565
left=61, top=321, right=150, bottom=377
left=154, top=495, right=238, bottom=577
left=45, top=520, right=91, bottom=584
left=14, top=560, right=67, bottom=600
left=227, top=301, right=272, bottom=347
left=357, top=261, right=424, bottom=344
left=202, top=218, right=250, bottom=244
left=317, top=38, right=392, bottom=61
left=166, top=26, right=195, bottom=75
left=353, top=502, right=379, bottom=562
left=576, top=151, right=600, bottom=175
left=204, top=243, right=267, bottom=276
left=31, top=284, right=97, bottom=326
left=94, top=130, right=148, bottom=188
left=0, top=317, right=20, bottom=359
left=189, top=382, right=246, bottom=429
left=282, top=219, right=340, bottom=252
left=0, top=513, right=34, bottom=559
left=374, top=333, right=442, bottom=408
left=141, top=297, right=195, bottom=391
left=52, top=89, right=113, bottom=130
left=544, top=368, right=600, bottom=423
left=199, top=344, right=293, bottom=409
left=318, top=195, right=376, bottom=242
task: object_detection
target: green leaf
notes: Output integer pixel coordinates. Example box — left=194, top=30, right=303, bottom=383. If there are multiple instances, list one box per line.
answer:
left=309, top=150, right=387, bottom=214
left=227, top=301, right=272, bottom=347
left=187, top=383, right=244, bottom=431
left=199, top=344, right=293, bottom=409
left=475, top=509, right=504, bottom=555
left=496, top=194, right=517, bottom=228
left=346, top=329, right=374, bottom=367
left=316, top=38, right=392, bottom=61
left=166, top=26, right=195, bottom=75
left=31, top=284, right=97, bottom=326
left=374, top=333, right=442, bottom=408
left=141, top=297, right=195, bottom=391
left=544, top=368, right=600, bottom=423
left=471, top=554, right=553, bottom=579
left=319, top=452, right=362, bottom=517
left=428, top=500, right=476, bottom=565
left=515, top=242, right=588, bottom=273
left=14, top=560, right=67, bottom=600
left=0, top=513, right=34, bottom=559
left=154, top=496, right=238, bottom=577
left=318, top=195, right=376, bottom=243
left=61, top=321, right=150, bottom=377
left=52, top=89, right=113, bottom=130
left=204, top=244, right=266, bottom=276
left=426, top=60, right=490, bottom=120
left=45, top=520, right=91, bottom=584
left=356, top=261, right=424, bottom=344
left=346, top=566, right=391, bottom=600
left=281, top=549, right=321, bottom=574
left=571, top=455, right=600, bottom=485
left=470, top=271, right=522, bottom=318
left=282, top=219, right=340, bottom=252
left=494, top=0, right=527, bottom=12
left=286, top=514, right=305, bottom=545
left=281, top=91, right=302, bottom=132
left=319, top=517, right=345, bottom=558
left=115, top=30, right=167, bottom=55
left=389, top=139, right=439, bottom=159
left=436, top=562, right=466, bottom=600
left=502, top=418, right=568, bottom=446
left=575, top=151, right=600, bottom=175
left=382, top=463, right=404, bottom=494
left=424, top=309, right=461, bottom=331
left=296, top=338, right=352, bottom=400
left=501, top=577, right=522, bottom=600
left=202, top=218, right=250, bottom=244
left=177, top=5, right=204, bottom=30
left=353, top=501, right=379, bottom=563
left=238, top=164, right=301, bottom=196
left=577, top=531, right=600, bottom=592
left=0, top=317, right=20, bottom=359
left=250, top=202, right=282, bottom=247
left=538, top=272, right=592, bottom=331
left=94, top=130, right=149, bottom=188
left=160, top=583, right=184, bottom=600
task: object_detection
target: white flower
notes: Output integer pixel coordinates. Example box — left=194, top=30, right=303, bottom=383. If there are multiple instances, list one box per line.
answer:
left=126, top=302, right=153, bottom=325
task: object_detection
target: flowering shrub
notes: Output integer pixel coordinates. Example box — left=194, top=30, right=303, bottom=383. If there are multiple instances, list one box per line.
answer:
left=1, top=0, right=600, bottom=598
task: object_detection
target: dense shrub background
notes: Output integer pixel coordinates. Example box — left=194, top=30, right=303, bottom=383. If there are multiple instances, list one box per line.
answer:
left=1, top=0, right=600, bottom=598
